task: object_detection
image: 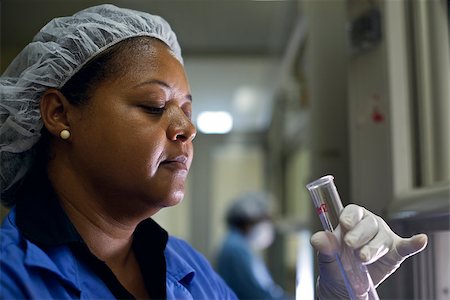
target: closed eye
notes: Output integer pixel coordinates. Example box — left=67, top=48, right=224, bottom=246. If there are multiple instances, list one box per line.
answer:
left=140, top=105, right=165, bottom=115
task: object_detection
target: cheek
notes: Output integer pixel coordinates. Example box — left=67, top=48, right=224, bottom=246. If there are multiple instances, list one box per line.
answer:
left=73, top=114, right=165, bottom=176
left=129, top=137, right=165, bottom=177
left=107, top=125, right=165, bottom=171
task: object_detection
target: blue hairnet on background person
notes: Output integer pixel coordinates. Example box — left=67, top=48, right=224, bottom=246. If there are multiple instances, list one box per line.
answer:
left=0, top=5, right=236, bottom=299
left=216, top=192, right=293, bottom=300
left=0, top=4, right=428, bottom=300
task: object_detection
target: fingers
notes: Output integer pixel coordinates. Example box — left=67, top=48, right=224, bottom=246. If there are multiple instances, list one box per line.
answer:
left=313, top=202, right=429, bottom=293
left=339, top=204, right=365, bottom=230
left=356, top=220, right=391, bottom=264
left=339, top=203, right=428, bottom=264
left=339, top=205, right=390, bottom=264
left=340, top=205, right=380, bottom=251
left=310, top=230, right=340, bottom=258
left=343, top=212, right=379, bottom=249
left=396, top=233, right=428, bottom=258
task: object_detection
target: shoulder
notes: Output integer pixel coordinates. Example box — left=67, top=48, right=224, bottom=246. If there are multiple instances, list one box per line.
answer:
left=166, top=236, right=211, bottom=269
left=167, top=236, right=233, bottom=271
left=1, top=209, right=33, bottom=298
left=1, top=208, right=25, bottom=255
left=0, top=209, right=81, bottom=299
left=217, top=231, right=252, bottom=260
left=165, top=236, right=237, bottom=300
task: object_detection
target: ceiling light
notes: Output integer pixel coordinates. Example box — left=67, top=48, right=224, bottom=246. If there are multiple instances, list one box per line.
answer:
left=196, top=111, right=233, bottom=134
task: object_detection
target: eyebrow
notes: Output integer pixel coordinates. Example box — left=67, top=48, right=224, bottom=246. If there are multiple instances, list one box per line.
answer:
left=134, top=79, right=192, bottom=102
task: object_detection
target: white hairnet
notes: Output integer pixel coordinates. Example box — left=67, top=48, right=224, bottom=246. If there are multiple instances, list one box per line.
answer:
left=0, top=4, right=183, bottom=199
left=226, top=192, right=274, bottom=225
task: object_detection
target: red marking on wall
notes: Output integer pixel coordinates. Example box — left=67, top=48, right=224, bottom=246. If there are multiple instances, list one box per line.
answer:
left=372, top=107, right=384, bottom=123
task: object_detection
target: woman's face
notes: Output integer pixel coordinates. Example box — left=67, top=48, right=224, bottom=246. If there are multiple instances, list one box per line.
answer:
left=68, top=39, right=196, bottom=214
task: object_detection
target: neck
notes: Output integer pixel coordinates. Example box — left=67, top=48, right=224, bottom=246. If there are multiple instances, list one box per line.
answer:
left=46, top=157, right=155, bottom=263
left=59, top=196, right=135, bottom=263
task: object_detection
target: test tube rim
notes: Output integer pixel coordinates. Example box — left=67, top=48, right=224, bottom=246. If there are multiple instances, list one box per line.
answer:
left=306, top=175, right=335, bottom=190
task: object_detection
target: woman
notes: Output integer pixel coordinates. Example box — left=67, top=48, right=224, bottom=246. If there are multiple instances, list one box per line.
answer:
left=0, top=5, right=233, bottom=299
left=0, top=4, right=427, bottom=299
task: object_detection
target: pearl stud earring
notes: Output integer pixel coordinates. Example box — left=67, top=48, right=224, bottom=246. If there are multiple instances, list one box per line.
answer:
left=60, top=129, right=71, bottom=140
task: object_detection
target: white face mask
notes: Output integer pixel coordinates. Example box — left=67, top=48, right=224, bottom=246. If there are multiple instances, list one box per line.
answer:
left=247, top=221, right=275, bottom=250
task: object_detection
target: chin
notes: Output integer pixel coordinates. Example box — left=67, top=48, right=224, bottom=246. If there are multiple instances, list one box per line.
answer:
left=163, top=190, right=185, bottom=208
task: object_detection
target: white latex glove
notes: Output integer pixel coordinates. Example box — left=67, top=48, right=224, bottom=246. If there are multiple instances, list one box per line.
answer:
left=310, top=204, right=428, bottom=299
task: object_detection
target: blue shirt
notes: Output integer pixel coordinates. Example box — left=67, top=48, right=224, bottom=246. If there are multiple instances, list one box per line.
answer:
left=216, top=229, right=290, bottom=300
left=0, top=167, right=236, bottom=299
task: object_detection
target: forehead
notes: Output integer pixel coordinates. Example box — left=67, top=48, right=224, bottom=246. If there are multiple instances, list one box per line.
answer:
left=109, top=38, right=187, bottom=84
left=91, top=38, right=189, bottom=98
left=115, top=38, right=176, bottom=68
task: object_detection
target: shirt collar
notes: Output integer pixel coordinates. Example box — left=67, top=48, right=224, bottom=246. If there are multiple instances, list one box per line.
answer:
left=165, top=238, right=196, bottom=285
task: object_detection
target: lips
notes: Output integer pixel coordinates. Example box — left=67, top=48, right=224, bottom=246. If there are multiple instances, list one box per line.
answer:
left=160, top=155, right=189, bottom=172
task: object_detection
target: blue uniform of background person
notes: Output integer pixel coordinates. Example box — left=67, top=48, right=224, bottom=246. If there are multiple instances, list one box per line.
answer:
left=216, top=192, right=292, bottom=300
left=217, top=229, right=287, bottom=300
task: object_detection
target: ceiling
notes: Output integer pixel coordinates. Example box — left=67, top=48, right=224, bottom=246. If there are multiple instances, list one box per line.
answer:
left=1, top=0, right=300, bottom=133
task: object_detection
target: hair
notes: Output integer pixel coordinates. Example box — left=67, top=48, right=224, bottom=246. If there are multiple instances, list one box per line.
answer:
left=225, top=192, right=273, bottom=232
left=60, top=36, right=158, bottom=106
left=227, top=214, right=270, bottom=232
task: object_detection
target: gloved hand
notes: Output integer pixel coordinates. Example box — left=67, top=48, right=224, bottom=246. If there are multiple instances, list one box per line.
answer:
left=310, top=204, right=428, bottom=299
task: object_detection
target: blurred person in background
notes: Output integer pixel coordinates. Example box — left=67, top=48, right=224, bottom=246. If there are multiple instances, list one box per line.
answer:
left=215, top=192, right=293, bottom=299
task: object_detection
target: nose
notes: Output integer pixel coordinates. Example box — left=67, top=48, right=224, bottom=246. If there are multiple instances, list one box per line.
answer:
left=167, top=106, right=197, bottom=143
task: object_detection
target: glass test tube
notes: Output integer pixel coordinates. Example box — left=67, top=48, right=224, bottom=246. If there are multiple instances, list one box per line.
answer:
left=306, top=175, right=379, bottom=300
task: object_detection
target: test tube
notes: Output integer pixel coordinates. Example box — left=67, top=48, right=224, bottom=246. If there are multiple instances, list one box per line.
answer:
left=306, top=175, right=379, bottom=300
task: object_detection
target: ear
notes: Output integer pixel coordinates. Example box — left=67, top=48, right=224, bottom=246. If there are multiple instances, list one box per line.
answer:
left=40, top=88, right=74, bottom=138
